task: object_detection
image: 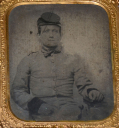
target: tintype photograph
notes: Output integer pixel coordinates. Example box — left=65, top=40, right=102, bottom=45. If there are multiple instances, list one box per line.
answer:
left=9, top=4, right=114, bottom=121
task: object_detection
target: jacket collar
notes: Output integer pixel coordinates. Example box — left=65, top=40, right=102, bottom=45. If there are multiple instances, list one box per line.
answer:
left=41, top=44, right=62, bottom=58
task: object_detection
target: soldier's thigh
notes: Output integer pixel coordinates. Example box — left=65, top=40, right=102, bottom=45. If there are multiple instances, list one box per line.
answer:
left=57, top=104, right=82, bottom=120
left=61, top=104, right=81, bottom=115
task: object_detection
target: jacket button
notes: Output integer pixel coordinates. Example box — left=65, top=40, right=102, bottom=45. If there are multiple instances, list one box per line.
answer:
left=52, top=69, right=56, bottom=72
left=50, top=59, right=54, bottom=63
left=53, top=78, right=56, bottom=81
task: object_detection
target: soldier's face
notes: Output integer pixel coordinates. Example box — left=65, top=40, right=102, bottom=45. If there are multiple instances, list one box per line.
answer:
left=39, top=25, right=61, bottom=48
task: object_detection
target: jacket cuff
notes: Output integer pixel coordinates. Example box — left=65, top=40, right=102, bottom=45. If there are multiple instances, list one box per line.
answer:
left=87, top=88, right=98, bottom=94
left=27, top=97, right=46, bottom=114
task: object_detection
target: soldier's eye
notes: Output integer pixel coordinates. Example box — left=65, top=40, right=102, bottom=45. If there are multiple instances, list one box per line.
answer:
left=52, top=29, right=58, bottom=33
left=43, top=29, right=50, bottom=33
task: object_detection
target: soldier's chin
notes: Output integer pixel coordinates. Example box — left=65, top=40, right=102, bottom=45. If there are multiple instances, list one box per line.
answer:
left=45, top=43, right=57, bottom=48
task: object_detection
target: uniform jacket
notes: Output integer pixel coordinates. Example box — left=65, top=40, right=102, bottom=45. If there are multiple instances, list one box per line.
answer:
left=11, top=50, right=93, bottom=117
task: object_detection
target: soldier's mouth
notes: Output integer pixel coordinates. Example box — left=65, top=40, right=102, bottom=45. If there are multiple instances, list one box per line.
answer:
left=48, top=40, right=55, bottom=41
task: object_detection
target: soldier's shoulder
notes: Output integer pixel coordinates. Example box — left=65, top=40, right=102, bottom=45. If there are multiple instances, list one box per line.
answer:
left=17, top=51, right=39, bottom=67
left=28, top=51, right=39, bottom=56
left=60, top=52, right=82, bottom=65
left=20, top=51, right=39, bottom=62
left=61, top=52, right=81, bottom=60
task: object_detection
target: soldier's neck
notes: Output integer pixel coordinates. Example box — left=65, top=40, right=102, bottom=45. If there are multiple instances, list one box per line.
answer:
left=42, top=44, right=57, bottom=52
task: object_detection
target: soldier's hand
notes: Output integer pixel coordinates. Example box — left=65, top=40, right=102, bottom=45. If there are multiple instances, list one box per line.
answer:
left=88, top=90, right=104, bottom=102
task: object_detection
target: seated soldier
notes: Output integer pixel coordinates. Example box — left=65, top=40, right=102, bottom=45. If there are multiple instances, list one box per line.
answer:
left=11, top=12, right=104, bottom=121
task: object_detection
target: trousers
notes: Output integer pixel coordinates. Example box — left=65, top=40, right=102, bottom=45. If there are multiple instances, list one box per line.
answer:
left=30, top=96, right=82, bottom=121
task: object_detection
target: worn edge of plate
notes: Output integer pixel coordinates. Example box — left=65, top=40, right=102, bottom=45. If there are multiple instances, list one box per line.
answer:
left=0, top=0, right=119, bottom=127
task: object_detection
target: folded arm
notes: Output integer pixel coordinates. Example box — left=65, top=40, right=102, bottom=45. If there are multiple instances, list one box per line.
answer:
left=73, top=56, right=104, bottom=103
left=11, top=56, right=34, bottom=110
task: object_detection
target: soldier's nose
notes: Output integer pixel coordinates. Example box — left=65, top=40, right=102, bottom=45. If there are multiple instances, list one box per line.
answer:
left=49, top=31, right=54, bottom=38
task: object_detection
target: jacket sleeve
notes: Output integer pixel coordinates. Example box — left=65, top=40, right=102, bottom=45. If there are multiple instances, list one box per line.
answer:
left=73, top=56, right=94, bottom=95
left=11, top=56, right=35, bottom=110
